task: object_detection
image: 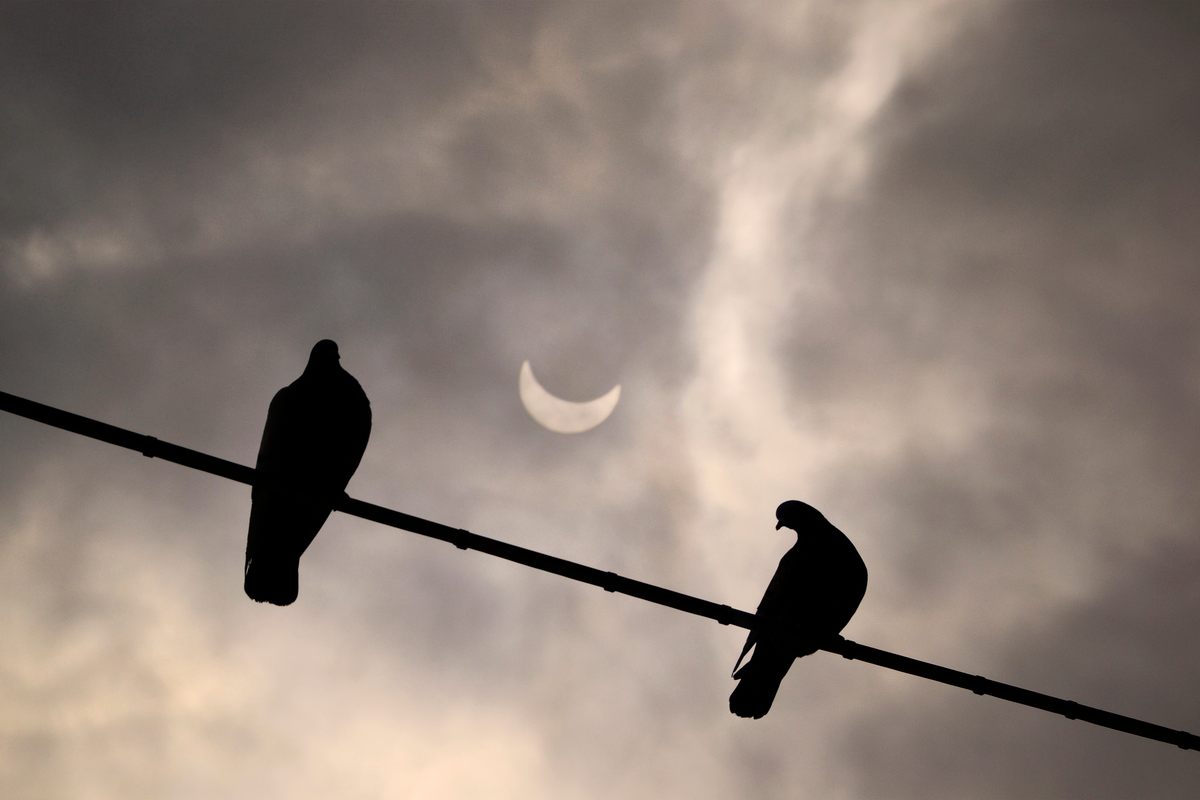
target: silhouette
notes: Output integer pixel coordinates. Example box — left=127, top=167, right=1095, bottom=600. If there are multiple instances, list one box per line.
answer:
left=4, top=391, right=1200, bottom=750
left=730, top=500, right=868, bottom=719
left=244, top=340, right=371, bottom=605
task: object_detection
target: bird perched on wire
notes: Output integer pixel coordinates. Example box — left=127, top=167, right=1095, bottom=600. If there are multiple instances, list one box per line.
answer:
left=729, top=500, right=867, bottom=719
left=244, top=340, right=371, bottom=605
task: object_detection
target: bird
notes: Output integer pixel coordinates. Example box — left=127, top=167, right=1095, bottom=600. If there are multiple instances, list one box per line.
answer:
left=729, top=500, right=867, bottom=719
left=244, top=339, right=371, bottom=605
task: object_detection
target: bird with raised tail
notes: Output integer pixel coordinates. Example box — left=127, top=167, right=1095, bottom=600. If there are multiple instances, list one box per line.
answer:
left=730, top=500, right=868, bottom=719
left=244, top=340, right=371, bottom=605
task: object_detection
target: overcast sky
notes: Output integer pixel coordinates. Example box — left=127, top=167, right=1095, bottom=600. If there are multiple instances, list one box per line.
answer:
left=3, top=1, right=1199, bottom=797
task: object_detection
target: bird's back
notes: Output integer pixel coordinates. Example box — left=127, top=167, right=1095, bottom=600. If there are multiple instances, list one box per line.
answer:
left=255, top=367, right=370, bottom=496
left=754, top=524, right=867, bottom=650
left=244, top=357, right=371, bottom=605
left=731, top=512, right=868, bottom=718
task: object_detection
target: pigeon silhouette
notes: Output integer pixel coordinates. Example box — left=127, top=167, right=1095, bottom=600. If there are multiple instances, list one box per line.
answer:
left=729, top=500, right=867, bottom=719
left=244, top=340, right=371, bottom=605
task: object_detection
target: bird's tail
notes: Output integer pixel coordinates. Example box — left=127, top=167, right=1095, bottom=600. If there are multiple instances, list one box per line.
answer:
left=729, top=662, right=787, bottom=719
left=729, top=638, right=805, bottom=719
left=244, top=500, right=302, bottom=606
left=244, top=552, right=300, bottom=606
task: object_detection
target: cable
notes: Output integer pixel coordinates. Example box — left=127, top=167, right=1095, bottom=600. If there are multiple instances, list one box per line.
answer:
left=2, top=388, right=1197, bottom=751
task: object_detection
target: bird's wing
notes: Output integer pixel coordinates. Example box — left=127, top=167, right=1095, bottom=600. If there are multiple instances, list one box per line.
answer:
left=733, top=548, right=801, bottom=674
left=731, top=630, right=757, bottom=677
left=752, top=539, right=863, bottom=645
left=755, top=546, right=802, bottom=620
left=330, top=377, right=371, bottom=491
left=253, top=385, right=302, bottom=485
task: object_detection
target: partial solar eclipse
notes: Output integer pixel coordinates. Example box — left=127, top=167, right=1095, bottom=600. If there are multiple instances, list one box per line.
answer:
left=519, top=360, right=620, bottom=434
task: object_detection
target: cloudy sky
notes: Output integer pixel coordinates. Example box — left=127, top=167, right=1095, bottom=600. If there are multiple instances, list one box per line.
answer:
left=3, top=1, right=1199, bottom=796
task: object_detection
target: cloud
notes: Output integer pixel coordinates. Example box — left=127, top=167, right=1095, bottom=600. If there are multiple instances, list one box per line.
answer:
left=2, top=1, right=1198, bottom=797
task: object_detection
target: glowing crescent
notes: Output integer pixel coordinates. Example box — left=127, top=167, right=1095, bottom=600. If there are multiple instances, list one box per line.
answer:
left=519, top=360, right=621, bottom=434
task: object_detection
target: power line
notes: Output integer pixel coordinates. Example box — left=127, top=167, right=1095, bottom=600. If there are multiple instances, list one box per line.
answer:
left=2, top=387, right=1197, bottom=752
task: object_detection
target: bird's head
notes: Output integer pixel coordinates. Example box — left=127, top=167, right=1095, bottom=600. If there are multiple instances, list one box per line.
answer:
left=307, top=339, right=341, bottom=370
left=775, top=500, right=825, bottom=533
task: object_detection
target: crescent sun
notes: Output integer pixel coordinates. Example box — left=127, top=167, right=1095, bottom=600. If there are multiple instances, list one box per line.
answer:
left=519, top=360, right=621, bottom=434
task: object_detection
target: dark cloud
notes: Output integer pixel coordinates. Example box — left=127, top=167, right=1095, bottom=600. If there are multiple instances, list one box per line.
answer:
left=777, top=0, right=1200, bottom=564
left=771, top=2, right=1200, bottom=794
left=844, top=534, right=1200, bottom=799
left=3, top=0, right=1199, bottom=796
left=0, top=2, right=482, bottom=169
